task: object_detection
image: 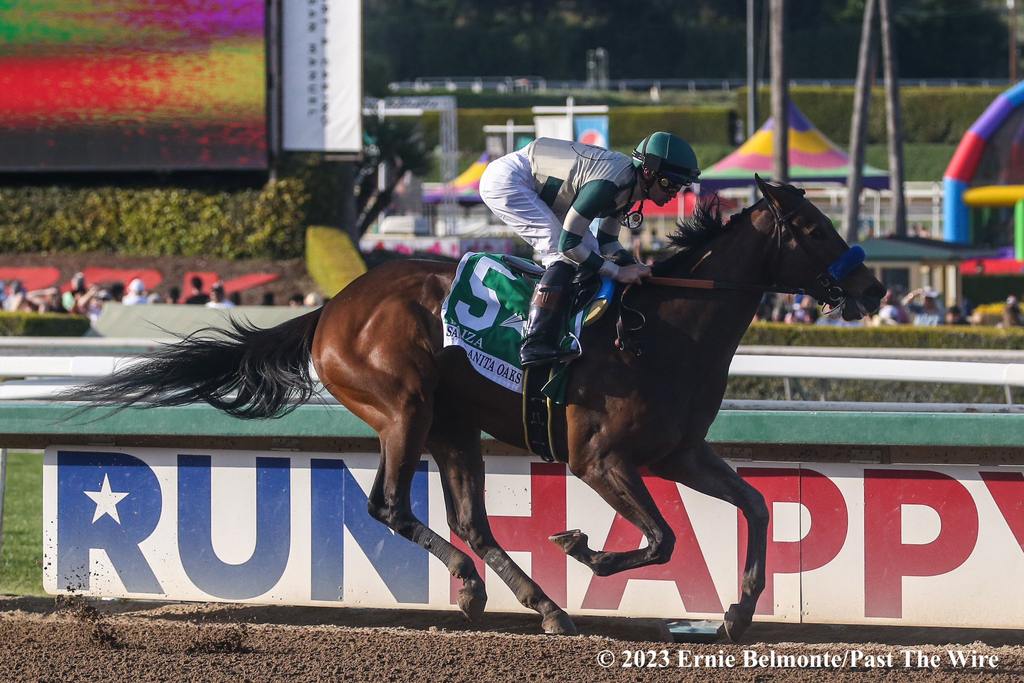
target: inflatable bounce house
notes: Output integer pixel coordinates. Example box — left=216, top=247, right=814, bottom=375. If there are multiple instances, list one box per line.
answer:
left=944, top=81, right=1024, bottom=259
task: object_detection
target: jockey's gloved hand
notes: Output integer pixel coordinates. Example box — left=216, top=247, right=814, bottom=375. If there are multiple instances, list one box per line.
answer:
left=608, top=249, right=637, bottom=267
left=613, top=263, right=651, bottom=285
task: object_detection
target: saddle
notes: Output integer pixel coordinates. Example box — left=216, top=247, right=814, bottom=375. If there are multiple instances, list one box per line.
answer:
left=500, top=255, right=617, bottom=464
left=441, top=252, right=623, bottom=464
left=500, top=255, right=617, bottom=329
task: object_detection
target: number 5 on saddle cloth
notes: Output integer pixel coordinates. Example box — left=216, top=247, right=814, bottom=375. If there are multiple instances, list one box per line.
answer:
left=440, top=252, right=617, bottom=462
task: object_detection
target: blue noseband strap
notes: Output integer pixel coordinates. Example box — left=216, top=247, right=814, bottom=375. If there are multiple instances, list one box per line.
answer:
left=828, top=245, right=865, bottom=281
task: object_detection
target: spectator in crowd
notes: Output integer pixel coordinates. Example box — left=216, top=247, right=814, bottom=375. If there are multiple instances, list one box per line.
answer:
left=49, top=273, right=104, bottom=319
left=288, top=293, right=304, bottom=307
left=122, top=278, right=149, bottom=305
left=1001, top=295, right=1023, bottom=327
left=261, top=292, right=276, bottom=306
left=63, top=281, right=103, bottom=317
left=785, top=294, right=819, bottom=324
left=816, top=310, right=864, bottom=327
left=87, top=289, right=113, bottom=323
left=944, top=305, right=969, bottom=325
left=755, top=293, right=775, bottom=322
left=874, top=288, right=911, bottom=325
left=167, top=286, right=181, bottom=304
left=229, top=291, right=242, bottom=307
left=768, top=293, right=793, bottom=322
left=24, top=287, right=66, bottom=313
left=109, top=281, right=126, bottom=303
left=304, top=292, right=324, bottom=307
left=184, top=276, right=209, bottom=305
left=901, top=287, right=944, bottom=326
left=61, top=272, right=87, bottom=312
left=205, top=281, right=234, bottom=309
left=3, top=280, right=29, bottom=312
left=910, top=223, right=931, bottom=239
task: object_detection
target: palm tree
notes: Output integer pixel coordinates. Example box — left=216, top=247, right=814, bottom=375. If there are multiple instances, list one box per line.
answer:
left=355, top=117, right=431, bottom=238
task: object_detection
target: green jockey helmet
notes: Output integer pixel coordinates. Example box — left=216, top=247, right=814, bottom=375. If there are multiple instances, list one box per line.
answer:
left=632, top=131, right=701, bottom=186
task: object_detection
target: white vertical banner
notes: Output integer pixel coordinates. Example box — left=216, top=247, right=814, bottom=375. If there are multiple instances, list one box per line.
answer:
left=282, top=0, right=362, bottom=153
left=532, top=115, right=573, bottom=141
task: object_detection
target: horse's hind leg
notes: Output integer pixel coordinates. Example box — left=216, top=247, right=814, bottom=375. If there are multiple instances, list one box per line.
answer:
left=649, top=441, right=768, bottom=643
left=366, top=404, right=487, bottom=623
left=552, top=452, right=676, bottom=577
left=428, top=420, right=576, bottom=635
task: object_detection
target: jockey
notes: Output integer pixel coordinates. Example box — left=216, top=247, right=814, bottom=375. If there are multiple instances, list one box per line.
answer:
left=479, top=131, right=700, bottom=366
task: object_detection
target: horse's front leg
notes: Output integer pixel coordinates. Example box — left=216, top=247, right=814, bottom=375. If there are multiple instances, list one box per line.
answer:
left=648, top=441, right=768, bottom=643
left=552, top=451, right=676, bottom=577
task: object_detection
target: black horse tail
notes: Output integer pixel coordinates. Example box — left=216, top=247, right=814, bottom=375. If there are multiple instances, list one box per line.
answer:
left=62, top=308, right=324, bottom=419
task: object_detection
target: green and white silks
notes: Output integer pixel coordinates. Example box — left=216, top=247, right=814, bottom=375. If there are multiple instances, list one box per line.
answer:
left=441, top=252, right=584, bottom=393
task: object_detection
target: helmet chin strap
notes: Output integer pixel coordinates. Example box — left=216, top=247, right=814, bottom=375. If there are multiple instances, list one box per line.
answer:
left=619, top=168, right=656, bottom=233
left=620, top=202, right=645, bottom=233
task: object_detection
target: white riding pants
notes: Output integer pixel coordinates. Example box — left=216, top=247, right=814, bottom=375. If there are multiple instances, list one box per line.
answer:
left=479, top=150, right=598, bottom=266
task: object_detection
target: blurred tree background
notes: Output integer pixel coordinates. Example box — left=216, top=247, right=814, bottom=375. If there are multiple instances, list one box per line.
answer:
left=364, top=0, right=1010, bottom=94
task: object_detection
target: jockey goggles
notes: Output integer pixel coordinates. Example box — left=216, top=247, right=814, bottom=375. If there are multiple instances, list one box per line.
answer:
left=657, top=174, right=687, bottom=194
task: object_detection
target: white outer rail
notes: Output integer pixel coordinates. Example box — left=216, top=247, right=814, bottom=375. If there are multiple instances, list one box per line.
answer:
left=729, top=355, right=1024, bottom=388
left=3, top=353, right=1024, bottom=403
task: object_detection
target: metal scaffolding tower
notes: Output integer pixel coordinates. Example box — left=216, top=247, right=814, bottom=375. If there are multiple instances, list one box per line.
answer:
left=364, top=96, right=459, bottom=235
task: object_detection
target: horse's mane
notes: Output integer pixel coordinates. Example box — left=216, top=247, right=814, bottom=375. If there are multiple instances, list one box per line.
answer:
left=652, top=195, right=745, bottom=276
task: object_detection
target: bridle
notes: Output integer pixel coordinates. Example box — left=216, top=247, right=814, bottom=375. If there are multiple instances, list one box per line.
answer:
left=614, top=195, right=865, bottom=355
left=759, top=197, right=865, bottom=310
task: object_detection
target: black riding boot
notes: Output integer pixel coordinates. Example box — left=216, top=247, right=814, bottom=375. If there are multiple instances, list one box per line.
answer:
left=520, top=260, right=575, bottom=367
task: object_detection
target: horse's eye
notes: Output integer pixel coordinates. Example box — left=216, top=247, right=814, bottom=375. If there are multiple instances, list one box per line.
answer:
left=807, top=225, right=829, bottom=240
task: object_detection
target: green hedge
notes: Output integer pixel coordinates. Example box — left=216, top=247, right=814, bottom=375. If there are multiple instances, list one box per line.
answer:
left=741, top=322, right=1024, bottom=348
left=423, top=85, right=1001, bottom=154
left=422, top=105, right=735, bottom=151
left=730, top=322, right=1024, bottom=403
left=0, top=179, right=311, bottom=259
left=741, top=86, right=1002, bottom=145
left=609, top=106, right=735, bottom=148
left=0, top=312, right=90, bottom=336
left=863, top=143, right=954, bottom=182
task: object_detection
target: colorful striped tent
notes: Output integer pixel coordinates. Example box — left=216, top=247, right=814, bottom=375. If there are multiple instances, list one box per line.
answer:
left=700, top=102, right=889, bottom=192
left=423, top=153, right=490, bottom=205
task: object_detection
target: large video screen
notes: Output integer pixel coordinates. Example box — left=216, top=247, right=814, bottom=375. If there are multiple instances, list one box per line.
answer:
left=0, top=1, right=267, bottom=171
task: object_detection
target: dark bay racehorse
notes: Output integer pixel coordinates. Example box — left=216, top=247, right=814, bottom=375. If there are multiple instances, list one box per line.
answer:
left=71, top=178, right=884, bottom=640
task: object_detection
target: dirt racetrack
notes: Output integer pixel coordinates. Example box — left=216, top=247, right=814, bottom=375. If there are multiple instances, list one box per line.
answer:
left=0, top=596, right=1021, bottom=682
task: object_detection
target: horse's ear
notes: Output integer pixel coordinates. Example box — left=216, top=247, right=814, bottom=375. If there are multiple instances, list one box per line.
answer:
left=754, top=173, right=785, bottom=218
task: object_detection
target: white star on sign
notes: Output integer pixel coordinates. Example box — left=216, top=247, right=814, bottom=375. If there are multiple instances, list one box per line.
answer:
left=84, top=474, right=129, bottom=524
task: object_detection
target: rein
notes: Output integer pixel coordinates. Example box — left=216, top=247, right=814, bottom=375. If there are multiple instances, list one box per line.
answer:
left=613, top=194, right=865, bottom=356
left=643, top=275, right=805, bottom=296
left=613, top=276, right=804, bottom=356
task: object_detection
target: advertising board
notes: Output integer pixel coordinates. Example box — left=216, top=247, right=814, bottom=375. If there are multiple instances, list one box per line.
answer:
left=45, top=447, right=1024, bottom=628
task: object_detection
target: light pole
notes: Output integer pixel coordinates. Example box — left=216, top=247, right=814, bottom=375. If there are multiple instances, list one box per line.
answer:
left=1011, top=0, right=1019, bottom=83
left=770, top=0, right=788, bottom=183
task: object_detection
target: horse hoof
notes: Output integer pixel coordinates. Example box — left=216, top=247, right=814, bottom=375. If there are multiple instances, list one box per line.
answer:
left=722, top=604, right=751, bottom=643
left=541, top=609, right=578, bottom=636
left=549, top=529, right=588, bottom=556
left=457, top=576, right=487, bottom=622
